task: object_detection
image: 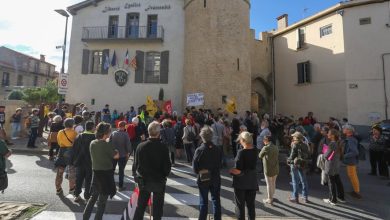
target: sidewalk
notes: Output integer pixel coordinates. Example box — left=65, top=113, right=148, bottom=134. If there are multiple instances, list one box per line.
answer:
left=8, top=132, right=49, bottom=155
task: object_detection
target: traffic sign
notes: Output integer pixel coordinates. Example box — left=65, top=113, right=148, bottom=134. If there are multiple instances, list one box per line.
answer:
left=58, top=72, right=69, bottom=95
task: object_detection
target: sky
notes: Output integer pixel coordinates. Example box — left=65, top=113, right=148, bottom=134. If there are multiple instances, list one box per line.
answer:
left=0, top=0, right=341, bottom=72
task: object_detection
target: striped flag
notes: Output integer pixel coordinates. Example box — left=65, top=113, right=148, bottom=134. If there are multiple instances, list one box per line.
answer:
left=130, top=56, right=137, bottom=70
left=124, top=50, right=129, bottom=65
left=103, top=53, right=110, bottom=70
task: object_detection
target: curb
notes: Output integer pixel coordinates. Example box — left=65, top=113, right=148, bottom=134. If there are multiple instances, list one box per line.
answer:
left=9, top=147, right=49, bottom=156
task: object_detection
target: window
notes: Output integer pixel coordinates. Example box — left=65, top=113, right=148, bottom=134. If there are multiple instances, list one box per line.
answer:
left=297, top=61, right=311, bottom=84
left=2, top=72, right=10, bottom=86
left=17, top=75, right=23, bottom=86
left=320, top=24, right=332, bottom=37
left=297, top=28, right=306, bottom=49
left=108, top=16, right=119, bottom=38
left=147, top=15, right=158, bottom=38
left=91, top=51, right=103, bottom=74
left=33, top=76, right=38, bottom=86
left=34, top=62, right=39, bottom=73
left=145, top=52, right=161, bottom=83
left=127, top=13, right=140, bottom=38
left=360, top=17, right=371, bottom=25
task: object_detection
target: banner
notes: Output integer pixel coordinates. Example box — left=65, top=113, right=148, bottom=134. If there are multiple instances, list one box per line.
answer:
left=186, top=93, right=204, bottom=107
left=163, top=100, right=172, bottom=115
left=146, top=96, right=158, bottom=116
left=225, top=97, right=236, bottom=114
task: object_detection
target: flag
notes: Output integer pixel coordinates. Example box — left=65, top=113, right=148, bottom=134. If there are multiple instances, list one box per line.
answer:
left=146, top=96, right=158, bottom=117
left=225, top=97, right=236, bottom=114
left=111, top=51, right=117, bottom=67
left=163, top=100, right=172, bottom=115
left=104, top=53, right=110, bottom=70
left=130, top=56, right=137, bottom=70
left=124, top=50, right=129, bottom=65
left=139, top=111, right=145, bottom=123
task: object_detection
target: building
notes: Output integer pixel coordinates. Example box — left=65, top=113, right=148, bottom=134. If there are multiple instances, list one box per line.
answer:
left=0, top=46, right=57, bottom=100
left=66, top=0, right=264, bottom=114
left=270, top=0, right=390, bottom=127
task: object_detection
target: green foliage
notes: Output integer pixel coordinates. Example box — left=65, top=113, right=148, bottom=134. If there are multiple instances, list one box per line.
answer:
left=158, top=88, right=164, bottom=101
left=7, top=90, right=24, bottom=100
left=22, top=80, right=60, bottom=105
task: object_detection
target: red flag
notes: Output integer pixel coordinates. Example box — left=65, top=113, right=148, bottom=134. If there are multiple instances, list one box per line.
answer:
left=131, top=56, right=137, bottom=70
left=164, top=100, right=172, bottom=115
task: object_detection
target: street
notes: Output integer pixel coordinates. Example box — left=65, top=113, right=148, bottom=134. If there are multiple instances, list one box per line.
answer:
left=2, top=153, right=389, bottom=220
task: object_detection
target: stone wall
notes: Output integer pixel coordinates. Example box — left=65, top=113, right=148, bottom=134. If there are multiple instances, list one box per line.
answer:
left=0, top=100, right=29, bottom=139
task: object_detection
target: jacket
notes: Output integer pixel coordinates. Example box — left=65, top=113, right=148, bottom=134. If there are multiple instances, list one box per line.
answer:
left=343, top=136, right=359, bottom=165
left=259, top=143, right=279, bottom=177
left=182, top=125, right=195, bottom=144
left=193, top=142, right=223, bottom=186
left=324, top=141, right=342, bottom=175
left=232, top=148, right=259, bottom=190
left=369, top=136, right=386, bottom=152
left=72, top=132, right=95, bottom=167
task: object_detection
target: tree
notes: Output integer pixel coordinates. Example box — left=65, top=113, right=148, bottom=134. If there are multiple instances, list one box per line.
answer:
left=7, top=90, right=23, bottom=100
left=22, top=80, right=60, bottom=105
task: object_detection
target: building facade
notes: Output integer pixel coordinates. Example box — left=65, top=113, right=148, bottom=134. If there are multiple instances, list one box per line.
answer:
left=66, top=0, right=262, bottom=114
left=0, top=46, right=57, bottom=100
left=271, top=0, right=390, bottom=126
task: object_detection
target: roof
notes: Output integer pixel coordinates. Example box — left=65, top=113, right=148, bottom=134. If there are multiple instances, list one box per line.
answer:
left=67, top=0, right=104, bottom=15
left=272, top=0, right=389, bottom=37
left=0, top=46, right=56, bottom=67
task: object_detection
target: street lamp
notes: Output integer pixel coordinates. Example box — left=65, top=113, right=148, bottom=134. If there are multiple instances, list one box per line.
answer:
left=55, top=9, right=69, bottom=103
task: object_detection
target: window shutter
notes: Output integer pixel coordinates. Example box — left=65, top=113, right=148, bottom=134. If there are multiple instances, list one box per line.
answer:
left=82, top=49, right=90, bottom=74
left=101, top=49, right=109, bottom=74
left=160, top=51, right=169, bottom=84
left=304, top=61, right=311, bottom=83
left=297, top=63, right=304, bottom=84
left=296, top=29, right=301, bottom=49
left=135, top=50, right=144, bottom=83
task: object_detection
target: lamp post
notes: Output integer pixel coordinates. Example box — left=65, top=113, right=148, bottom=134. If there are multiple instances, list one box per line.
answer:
left=55, top=9, right=69, bottom=104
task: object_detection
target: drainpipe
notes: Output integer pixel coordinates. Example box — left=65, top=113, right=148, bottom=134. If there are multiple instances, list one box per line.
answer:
left=271, top=36, right=276, bottom=117
left=382, top=53, right=390, bottom=120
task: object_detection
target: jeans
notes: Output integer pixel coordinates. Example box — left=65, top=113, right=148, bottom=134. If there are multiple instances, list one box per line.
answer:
left=112, top=157, right=127, bottom=188
left=265, top=175, right=277, bottom=201
left=346, top=165, right=360, bottom=193
left=290, top=165, right=308, bottom=199
left=27, top=127, right=38, bottom=147
left=75, top=166, right=92, bottom=199
left=184, top=143, right=194, bottom=162
left=198, top=184, right=221, bottom=220
left=234, top=189, right=256, bottom=220
left=11, top=122, right=21, bottom=138
left=134, top=187, right=166, bottom=220
left=83, top=183, right=109, bottom=220
left=328, top=174, right=345, bottom=203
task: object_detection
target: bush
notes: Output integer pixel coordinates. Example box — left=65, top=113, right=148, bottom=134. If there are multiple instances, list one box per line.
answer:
left=7, top=90, right=23, bottom=100
left=22, top=80, right=60, bottom=105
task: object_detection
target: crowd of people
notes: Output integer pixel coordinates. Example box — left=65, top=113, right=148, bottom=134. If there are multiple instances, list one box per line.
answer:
left=1, top=102, right=390, bottom=219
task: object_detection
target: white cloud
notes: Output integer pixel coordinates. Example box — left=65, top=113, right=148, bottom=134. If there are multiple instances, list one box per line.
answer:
left=0, top=0, right=81, bottom=72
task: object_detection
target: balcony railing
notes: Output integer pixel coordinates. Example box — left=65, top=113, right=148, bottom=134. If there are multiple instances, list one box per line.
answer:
left=82, top=26, right=164, bottom=41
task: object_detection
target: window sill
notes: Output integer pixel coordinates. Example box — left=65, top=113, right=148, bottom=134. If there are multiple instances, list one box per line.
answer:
left=295, top=82, right=311, bottom=86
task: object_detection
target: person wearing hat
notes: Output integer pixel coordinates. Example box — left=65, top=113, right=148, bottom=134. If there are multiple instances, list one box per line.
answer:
left=287, top=131, right=310, bottom=203
left=10, top=108, right=22, bottom=140
left=230, top=131, right=258, bottom=219
left=27, top=109, right=40, bottom=148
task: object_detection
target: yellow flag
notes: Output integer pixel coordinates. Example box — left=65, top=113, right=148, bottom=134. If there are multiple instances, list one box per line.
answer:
left=146, top=96, right=158, bottom=116
left=226, top=97, right=236, bottom=114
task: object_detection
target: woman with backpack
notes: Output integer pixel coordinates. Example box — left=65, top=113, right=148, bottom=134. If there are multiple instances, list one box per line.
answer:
left=183, top=119, right=196, bottom=163
left=48, top=116, right=64, bottom=161
left=323, top=129, right=345, bottom=205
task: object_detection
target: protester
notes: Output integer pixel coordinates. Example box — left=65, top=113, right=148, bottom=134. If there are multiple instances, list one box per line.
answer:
left=55, top=118, right=77, bottom=195
left=102, top=104, right=111, bottom=123
left=230, top=131, right=258, bottom=219
left=182, top=119, right=196, bottom=163
left=342, top=125, right=362, bottom=199
left=48, top=116, right=64, bottom=161
left=0, top=138, right=11, bottom=193
left=74, top=115, right=84, bottom=134
left=126, top=106, right=137, bottom=123
left=323, top=129, right=345, bottom=205
left=10, top=108, right=22, bottom=140
left=72, top=121, right=96, bottom=202
left=0, top=106, right=12, bottom=146
left=127, top=117, right=143, bottom=156
left=83, top=122, right=119, bottom=220
left=27, top=109, right=40, bottom=148
left=222, top=120, right=232, bottom=157
left=310, top=123, right=323, bottom=173
left=132, top=121, right=171, bottom=220
left=287, top=132, right=310, bottom=203
left=318, top=126, right=330, bottom=154
left=257, top=120, right=271, bottom=150
left=193, top=126, right=223, bottom=220
left=174, top=117, right=185, bottom=159
left=368, top=125, right=389, bottom=178
left=259, top=135, right=279, bottom=205
left=110, top=121, right=132, bottom=191
left=231, top=112, right=241, bottom=158
left=54, top=103, right=66, bottom=119
left=212, top=117, right=225, bottom=167
left=161, top=119, right=176, bottom=166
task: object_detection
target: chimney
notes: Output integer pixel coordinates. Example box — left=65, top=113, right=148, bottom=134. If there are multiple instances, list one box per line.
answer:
left=277, top=14, right=288, bottom=30
left=40, top=54, right=45, bottom=62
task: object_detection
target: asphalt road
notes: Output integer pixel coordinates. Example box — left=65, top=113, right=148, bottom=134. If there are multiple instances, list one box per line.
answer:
left=2, top=153, right=390, bottom=220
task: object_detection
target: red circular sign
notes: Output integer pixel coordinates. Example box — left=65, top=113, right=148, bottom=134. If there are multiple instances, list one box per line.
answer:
left=61, top=79, right=67, bottom=87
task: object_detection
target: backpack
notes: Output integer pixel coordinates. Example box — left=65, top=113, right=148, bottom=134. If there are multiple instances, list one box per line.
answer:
left=175, top=123, right=184, bottom=139
left=187, top=127, right=196, bottom=142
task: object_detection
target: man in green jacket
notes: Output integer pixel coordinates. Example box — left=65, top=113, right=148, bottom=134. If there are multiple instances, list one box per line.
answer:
left=259, top=135, right=279, bottom=205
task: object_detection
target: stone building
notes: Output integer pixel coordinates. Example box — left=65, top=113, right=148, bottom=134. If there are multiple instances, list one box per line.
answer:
left=0, top=46, right=57, bottom=100
left=65, top=0, right=268, bottom=114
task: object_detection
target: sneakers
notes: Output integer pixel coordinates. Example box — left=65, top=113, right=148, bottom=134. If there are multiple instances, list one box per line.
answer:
left=288, top=197, right=299, bottom=204
left=300, top=197, right=309, bottom=203
left=263, top=199, right=273, bottom=205
left=323, top=199, right=336, bottom=206
left=338, top=198, right=346, bottom=203
left=74, top=195, right=83, bottom=203
left=349, top=191, right=362, bottom=199
left=56, top=188, right=63, bottom=195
